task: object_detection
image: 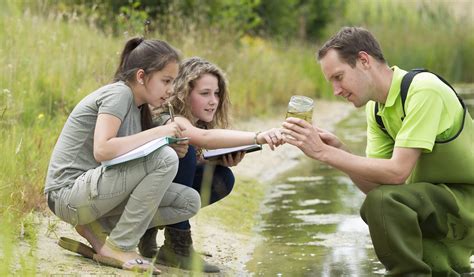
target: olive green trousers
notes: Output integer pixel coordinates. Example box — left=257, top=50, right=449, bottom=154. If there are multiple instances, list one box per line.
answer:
left=360, top=182, right=474, bottom=276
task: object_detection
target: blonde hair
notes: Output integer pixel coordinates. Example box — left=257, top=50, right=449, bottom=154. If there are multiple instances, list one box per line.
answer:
left=170, top=57, right=230, bottom=129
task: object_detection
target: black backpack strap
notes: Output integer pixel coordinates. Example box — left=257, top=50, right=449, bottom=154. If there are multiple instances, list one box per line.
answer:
left=374, top=103, right=389, bottom=135
left=374, top=68, right=428, bottom=137
left=374, top=68, right=466, bottom=142
left=400, top=68, right=428, bottom=117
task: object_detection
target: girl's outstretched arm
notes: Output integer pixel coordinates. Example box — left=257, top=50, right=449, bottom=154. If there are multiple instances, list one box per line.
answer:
left=173, top=116, right=284, bottom=150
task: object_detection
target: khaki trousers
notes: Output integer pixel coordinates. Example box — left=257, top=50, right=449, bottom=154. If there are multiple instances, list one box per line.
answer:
left=50, top=146, right=201, bottom=251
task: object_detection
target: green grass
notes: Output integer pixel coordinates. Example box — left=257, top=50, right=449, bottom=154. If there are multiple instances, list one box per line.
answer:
left=197, top=177, right=266, bottom=235
left=0, top=2, right=321, bottom=273
left=1, top=0, right=473, bottom=274
left=323, top=0, right=474, bottom=82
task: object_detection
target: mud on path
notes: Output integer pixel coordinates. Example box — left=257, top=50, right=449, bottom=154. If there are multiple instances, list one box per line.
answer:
left=33, top=100, right=354, bottom=276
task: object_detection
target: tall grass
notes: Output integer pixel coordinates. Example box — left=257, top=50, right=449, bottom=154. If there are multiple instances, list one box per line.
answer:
left=323, top=0, right=474, bottom=82
left=0, top=1, right=323, bottom=218
left=0, top=2, right=322, bottom=273
left=0, top=2, right=119, bottom=274
left=162, top=26, right=330, bottom=117
left=1, top=0, right=472, bottom=274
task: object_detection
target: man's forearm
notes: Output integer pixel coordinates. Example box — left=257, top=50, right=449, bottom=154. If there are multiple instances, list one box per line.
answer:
left=328, top=143, right=382, bottom=194
left=318, top=145, right=407, bottom=186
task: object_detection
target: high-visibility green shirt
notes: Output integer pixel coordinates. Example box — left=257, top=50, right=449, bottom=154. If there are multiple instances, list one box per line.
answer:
left=365, top=66, right=464, bottom=159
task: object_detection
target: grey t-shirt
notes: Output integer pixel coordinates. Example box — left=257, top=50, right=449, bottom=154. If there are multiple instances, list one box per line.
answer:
left=45, top=82, right=141, bottom=193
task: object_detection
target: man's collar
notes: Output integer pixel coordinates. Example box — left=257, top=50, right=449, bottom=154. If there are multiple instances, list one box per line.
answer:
left=384, top=66, right=407, bottom=108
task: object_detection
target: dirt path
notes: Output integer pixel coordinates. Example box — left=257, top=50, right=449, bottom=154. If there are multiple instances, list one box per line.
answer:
left=34, top=100, right=354, bottom=276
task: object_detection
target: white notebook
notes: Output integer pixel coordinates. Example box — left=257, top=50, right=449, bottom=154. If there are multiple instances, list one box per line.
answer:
left=102, top=136, right=188, bottom=167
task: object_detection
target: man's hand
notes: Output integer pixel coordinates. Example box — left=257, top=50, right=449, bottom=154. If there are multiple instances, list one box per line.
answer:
left=315, top=126, right=349, bottom=151
left=282, top=117, right=327, bottom=160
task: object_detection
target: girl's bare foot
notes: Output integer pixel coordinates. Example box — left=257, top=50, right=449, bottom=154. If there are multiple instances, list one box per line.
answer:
left=99, top=243, right=143, bottom=263
left=75, top=222, right=106, bottom=252
left=97, top=242, right=160, bottom=274
left=75, top=223, right=160, bottom=273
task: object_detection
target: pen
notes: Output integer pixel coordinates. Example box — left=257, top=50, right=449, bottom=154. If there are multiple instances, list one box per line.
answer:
left=168, top=102, right=175, bottom=122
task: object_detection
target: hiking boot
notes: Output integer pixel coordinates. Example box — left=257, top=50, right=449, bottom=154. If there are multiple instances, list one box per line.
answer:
left=156, top=227, right=220, bottom=273
left=138, top=227, right=159, bottom=258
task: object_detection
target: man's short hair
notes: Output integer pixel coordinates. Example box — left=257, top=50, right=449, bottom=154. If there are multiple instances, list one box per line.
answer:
left=317, top=26, right=386, bottom=67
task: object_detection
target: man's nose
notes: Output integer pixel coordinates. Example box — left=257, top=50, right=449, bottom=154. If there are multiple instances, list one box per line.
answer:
left=333, top=83, right=343, bottom=96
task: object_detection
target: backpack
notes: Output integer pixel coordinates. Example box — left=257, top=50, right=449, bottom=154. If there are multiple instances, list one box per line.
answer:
left=374, top=68, right=466, bottom=142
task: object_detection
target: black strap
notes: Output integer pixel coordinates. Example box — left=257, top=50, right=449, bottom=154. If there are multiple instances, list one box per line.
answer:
left=374, top=103, right=388, bottom=135
left=399, top=68, right=428, bottom=117
left=374, top=68, right=463, bottom=138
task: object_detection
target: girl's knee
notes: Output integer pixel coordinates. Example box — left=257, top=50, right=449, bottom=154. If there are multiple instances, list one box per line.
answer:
left=205, top=167, right=234, bottom=204
left=160, top=146, right=179, bottom=167
left=184, top=187, right=201, bottom=216
left=222, top=180, right=234, bottom=197
left=148, top=146, right=179, bottom=173
left=216, top=166, right=235, bottom=195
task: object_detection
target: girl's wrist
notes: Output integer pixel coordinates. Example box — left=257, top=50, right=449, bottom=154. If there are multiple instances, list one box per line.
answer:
left=254, top=131, right=262, bottom=145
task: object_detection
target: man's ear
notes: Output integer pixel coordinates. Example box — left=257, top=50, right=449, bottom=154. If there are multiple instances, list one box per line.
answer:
left=357, top=51, right=371, bottom=68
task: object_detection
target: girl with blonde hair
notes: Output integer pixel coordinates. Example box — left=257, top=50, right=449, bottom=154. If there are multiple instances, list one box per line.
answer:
left=138, top=57, right=284, bottom=272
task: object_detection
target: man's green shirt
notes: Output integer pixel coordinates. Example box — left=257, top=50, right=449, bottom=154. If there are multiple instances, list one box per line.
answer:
left=365, top=66, right=464, bottom=159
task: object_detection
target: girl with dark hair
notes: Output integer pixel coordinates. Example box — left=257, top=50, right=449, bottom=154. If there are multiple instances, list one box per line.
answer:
left=44, top=38, right=201, bottom=274
left=138, top=57, right=284, bottom=272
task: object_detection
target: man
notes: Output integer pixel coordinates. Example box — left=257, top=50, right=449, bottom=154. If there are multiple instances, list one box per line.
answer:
left=282, top=26, right=473, bottom=276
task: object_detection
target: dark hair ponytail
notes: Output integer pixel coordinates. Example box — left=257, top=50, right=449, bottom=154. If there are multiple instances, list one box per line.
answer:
left=140, top=105, right=153, bottom=130
left=113, top=37, right=145, bottom=81
left=114, top=37, right=181, bottom=130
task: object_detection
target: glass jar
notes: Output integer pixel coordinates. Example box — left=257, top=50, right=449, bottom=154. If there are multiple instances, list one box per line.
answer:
left=285, top=95, right=314, bottom=123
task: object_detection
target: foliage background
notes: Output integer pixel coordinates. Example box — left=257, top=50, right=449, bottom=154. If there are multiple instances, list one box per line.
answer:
left=1, top=0, right=473, bottom=274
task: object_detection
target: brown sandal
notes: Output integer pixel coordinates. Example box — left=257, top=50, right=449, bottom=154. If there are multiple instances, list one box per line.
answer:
left=58, top=237, right=96, bottom=259
left=93, top=254, right=161, bottom=274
